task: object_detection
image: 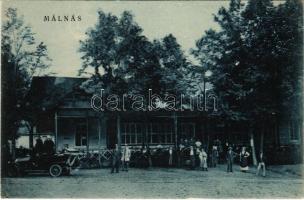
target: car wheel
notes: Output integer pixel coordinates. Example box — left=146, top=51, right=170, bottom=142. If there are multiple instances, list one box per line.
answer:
left=49, top=164, right=62, bottom=177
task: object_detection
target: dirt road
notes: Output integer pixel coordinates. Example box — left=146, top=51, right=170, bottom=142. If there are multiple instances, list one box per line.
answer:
left=2, top=164, right=303, bottom=198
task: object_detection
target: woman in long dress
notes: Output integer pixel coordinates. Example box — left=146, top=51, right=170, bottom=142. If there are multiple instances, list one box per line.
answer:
left=240, top=146, right=250, bottom=172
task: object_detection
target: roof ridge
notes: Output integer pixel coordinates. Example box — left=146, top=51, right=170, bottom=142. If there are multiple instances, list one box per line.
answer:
left=32, top=75, right=88, bottom=78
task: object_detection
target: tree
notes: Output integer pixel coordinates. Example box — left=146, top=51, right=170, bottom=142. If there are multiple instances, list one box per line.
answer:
left=274, top=0, right=303, bottom=118
left=79, top=10, right=193, bottom=162
left=153, top=34, right=190, bottom=96
left=79, top=10, right=118, bottom=78
left=115, top=11, right=162, bottom=96
left=79, top=11, right=161, bottom=97
left=193, top=0, right=248, bottom=120
left=241, top=0, right=302, bottom=158
left=80, top=10, right=193, bottom=107
left=1, top=8, right=51, bottom=161
left=193, top=0, right=303, bottom=165
left=80, top=10, right=161, bottom=155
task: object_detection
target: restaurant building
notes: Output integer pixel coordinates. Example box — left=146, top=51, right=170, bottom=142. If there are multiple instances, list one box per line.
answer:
left=23, top=76, right=302, bottom=164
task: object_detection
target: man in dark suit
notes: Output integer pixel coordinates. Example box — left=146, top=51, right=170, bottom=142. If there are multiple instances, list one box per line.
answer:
left=226, top=146, right=236, bottom=172
left=34, top=137, right=44, bottom=157
left=43, top=137, right=55, bottom=155
left=111, top=144, right=121, bottom=173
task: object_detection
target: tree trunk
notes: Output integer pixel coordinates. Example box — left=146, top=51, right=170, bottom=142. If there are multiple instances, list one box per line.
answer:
left=86, top=117, right=90, bottom=155
left=11, top=124, right=17, bottom=160
left=260, top=128, right=264, bottom=153
left=148, top=147, right=152, bottom=168
left=29, top=126, right=34, bottom=149
left=206, top=119, right=210, bottom=154
left=11, top=138, right=16, bottom=160
left=29, top=133, right=33, bottom=149
left=249, top=128, right=257, bottom=166
left=144, top=116, right=148, bottom=149
left=173, top=112, right=180, bottom=167
left=174, top=112, right=178, bottom=150
left=143, top=115, right=152, bottom=168
left=116, top=114, right=121, bottom=152
left=274, top=118, right=280, bottom=147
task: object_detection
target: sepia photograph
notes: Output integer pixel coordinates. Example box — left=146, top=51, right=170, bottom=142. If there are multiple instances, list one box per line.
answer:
left=1, top=0, right=303, bottom=198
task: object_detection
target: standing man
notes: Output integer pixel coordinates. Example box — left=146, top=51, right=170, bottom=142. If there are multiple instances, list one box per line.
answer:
left=43, top=137, right=55, bottom=155
left=121, top=144, right=131, bottom=172
left=190, top=146, right=195, bottom=170
left=111, top=144, right=121, bottom=173
left=145, top=145, right=153, bottom=168
left=34, top=137, right=44, bottom=157
left=211, top=145, right=219, bottom=167
left=256, top=151, right=266, bottom=177
left=226, top=146, right=236, bottom=173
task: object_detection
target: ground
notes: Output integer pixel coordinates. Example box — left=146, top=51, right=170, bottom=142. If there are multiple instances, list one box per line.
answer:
left=2, top=164, right=303, bottom=198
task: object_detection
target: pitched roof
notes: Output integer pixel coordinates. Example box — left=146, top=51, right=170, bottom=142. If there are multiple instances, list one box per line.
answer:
left=27, top=76, right=87, bottom=110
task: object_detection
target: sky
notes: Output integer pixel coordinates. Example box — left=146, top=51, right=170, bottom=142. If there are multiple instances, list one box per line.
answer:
left=2, top=1, right=230, bottom=77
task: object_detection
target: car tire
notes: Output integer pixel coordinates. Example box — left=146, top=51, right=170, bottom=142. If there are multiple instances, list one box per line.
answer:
left=49, top=164, right=62, bottom=177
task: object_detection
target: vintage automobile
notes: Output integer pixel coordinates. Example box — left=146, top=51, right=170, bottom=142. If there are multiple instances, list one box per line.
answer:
left=8, top=153, right=78, bottom=177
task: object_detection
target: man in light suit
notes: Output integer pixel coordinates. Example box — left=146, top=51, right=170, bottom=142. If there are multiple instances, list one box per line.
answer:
left=121, top=144, right=131, bottom=172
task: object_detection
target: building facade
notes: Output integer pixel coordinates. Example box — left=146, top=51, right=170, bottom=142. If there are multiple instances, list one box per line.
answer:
left=25, top=76, right=303, bottom=164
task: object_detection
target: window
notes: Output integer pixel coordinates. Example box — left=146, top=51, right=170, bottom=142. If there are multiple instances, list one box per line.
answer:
left=289, top=120, right=300, bottom=141
left=75, top=120, right=87, bottom=146
left=164, top=123, right=173, bottom=143
left=121, top=123, right=143, bottom=145
left=148, top=123, right=173, bottom=144
left=180, top=123, right=195, bottom=140
left=65, top=90, right=90, bottom=101
left=150, top=123, right=159, bottom=143
left=122, top=122, right=174, bottom=145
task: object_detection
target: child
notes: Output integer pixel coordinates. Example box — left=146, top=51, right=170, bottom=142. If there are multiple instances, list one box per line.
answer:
left=199, top=148, right=208, bottom=171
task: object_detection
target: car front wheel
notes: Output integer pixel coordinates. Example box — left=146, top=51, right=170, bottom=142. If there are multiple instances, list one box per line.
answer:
left=49, top=164, right=62, bottom=177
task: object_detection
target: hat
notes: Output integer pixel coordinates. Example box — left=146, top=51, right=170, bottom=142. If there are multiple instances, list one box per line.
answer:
left=195, top=141, right=202, bottom=147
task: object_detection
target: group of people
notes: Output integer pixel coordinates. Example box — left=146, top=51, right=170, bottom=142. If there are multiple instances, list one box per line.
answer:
left=110, top=140, right=266, bottom=177
left=189, top=146, right=208, bottom=171
left=228, top=146, right=266, bottom=177
left=226, top=146, right=250, bottom=173
left=187, top=143, right=266, bottom=177
left=188, top=144, right=220, bottom=171
left=33, top=136, right=55, bottom=156
left=178, top=137, right=267, bottom=177
left=111, top=144, right=131, bottom=173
